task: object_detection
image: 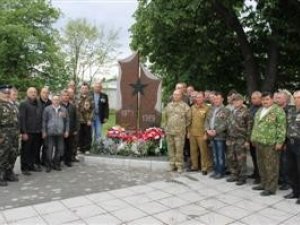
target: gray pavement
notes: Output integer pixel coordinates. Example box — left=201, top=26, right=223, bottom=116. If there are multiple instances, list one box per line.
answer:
left=0, top=157, right=174, bottom=210
left=1, top=156, right=299, bottom=225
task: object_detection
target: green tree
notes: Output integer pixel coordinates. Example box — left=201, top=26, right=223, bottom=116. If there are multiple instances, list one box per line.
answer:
left=130, top=0, right=300, bottom=98
left=60, top=18, right=120, bottom=85
left=0, top=0, right=68, bottom=92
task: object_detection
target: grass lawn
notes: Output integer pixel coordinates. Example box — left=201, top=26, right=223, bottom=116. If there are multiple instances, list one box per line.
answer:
left=103, top=111, right=116, bottom=135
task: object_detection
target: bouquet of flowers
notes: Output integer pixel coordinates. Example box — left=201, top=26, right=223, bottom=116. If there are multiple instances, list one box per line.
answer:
left=104, top=126, right=165, bottom=156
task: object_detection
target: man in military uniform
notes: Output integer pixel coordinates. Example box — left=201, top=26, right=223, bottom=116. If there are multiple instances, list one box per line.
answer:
left=226, top=94, right=251, bottom=185
left=163, top=89, right=191, bottom=173
left=205, top=92, right=230, bottom=179
left=188, top=92, right=212, bottom=174
left=0, top=85, right=19, bottom=186
left=248, top=91, right=262, bottom=184
left=251, top=92, right=286, bottom=196
left=284, top=90, right=300, bottom=204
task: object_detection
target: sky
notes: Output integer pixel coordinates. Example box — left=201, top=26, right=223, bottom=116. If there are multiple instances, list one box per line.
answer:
left=52, top=0, right=138, bottom=60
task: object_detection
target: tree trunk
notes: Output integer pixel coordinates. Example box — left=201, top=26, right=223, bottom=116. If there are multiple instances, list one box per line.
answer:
left=262, top=32, right=279, bottom=92
left=212, top=0, right=259, bottom=94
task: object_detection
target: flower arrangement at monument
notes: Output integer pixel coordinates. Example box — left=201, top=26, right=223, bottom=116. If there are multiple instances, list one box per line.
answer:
left=92, top=126, right=166, bottom=156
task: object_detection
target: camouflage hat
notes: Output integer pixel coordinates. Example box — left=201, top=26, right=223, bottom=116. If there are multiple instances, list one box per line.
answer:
left=232, top=93, right=244, bottom=101
left=0, top=84, right=12, bottom=93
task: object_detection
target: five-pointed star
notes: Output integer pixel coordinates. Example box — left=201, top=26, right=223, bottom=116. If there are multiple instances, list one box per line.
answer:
left=129, top=79, right=148, bottom=96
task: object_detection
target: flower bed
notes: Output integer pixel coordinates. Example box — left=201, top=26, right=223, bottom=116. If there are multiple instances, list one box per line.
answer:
left=91, top=126, right=167, bottom=157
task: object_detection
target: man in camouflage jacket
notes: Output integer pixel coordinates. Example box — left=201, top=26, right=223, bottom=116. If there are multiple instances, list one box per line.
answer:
left=226, top=94, right=252, bottom=185
left=251, top=92, right=286, bottom=196
left=163, top=89, right=191, bottom=173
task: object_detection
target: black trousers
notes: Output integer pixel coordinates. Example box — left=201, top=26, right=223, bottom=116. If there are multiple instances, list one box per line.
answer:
left=64, top=134, right=75, bottom=164
left=250, top=143, right=260, bottom=178
left=287, top=138, right=300, bottom=196
left=21, top=133, right=42, bottom=171
left=78, top=124, right=92, bottom=153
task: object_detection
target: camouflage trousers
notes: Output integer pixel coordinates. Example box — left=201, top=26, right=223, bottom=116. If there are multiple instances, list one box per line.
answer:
left=166, top=134, right=185, bottom=169
left=256, top=143, right=280, bottom=193
left=0, top=134, right=18, bottom=173
left=226, top=138, right=248, bottom=179
left=189, top=135, right=212, bottom=171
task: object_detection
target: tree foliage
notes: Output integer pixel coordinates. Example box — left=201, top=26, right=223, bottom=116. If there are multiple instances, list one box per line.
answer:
left=130, top=0, right=300, bottom=99
left=60, top=18, right=120, bottom=85
left=0, top=0, right=68, bottom=92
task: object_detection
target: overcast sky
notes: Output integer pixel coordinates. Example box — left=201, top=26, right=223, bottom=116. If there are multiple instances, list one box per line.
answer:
left=52, top=0, right=138, bottom=60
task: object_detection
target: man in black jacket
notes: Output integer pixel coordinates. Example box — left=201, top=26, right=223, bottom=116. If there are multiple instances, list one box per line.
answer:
left=37, top=87, right=52, bottom=168
left=92, top=82, right=109, bottom=142
left=61, top=90, right=78, bottom=167
left=19, top=87, right=43, bottom=175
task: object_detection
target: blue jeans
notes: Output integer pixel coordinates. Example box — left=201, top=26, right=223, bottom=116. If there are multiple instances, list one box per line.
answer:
left=212, top=139, right=226, bottom=175
left=92, top=116, right=102, bottom=142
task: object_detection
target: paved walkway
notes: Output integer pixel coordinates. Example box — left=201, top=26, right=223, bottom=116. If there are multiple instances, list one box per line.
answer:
left=0, top=160, right=299, bottom=225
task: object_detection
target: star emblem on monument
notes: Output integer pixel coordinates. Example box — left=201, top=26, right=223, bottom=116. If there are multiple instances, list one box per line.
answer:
left=129, top=78, right=148, bottom=96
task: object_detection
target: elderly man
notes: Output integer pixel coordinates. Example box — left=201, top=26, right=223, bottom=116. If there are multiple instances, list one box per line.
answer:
left=205, top=92, right=230, bottom=179
left=251, top=92, right=286, bottom=196
left=163, top=89, right=191, bottom=173
left=284, top=91, right=300, bottom=204
left=19, top=87, right=43, bottom=175
left=43, top=94, right=69, bottom=172
left=188, top=92, right=212, bottom=174
left=92, top=82, right=109, bottom=141
left=0, top=85, right=19, bottom=186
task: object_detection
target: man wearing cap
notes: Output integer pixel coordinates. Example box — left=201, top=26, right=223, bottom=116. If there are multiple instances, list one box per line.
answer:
left=0, top=85, right=19, bottom=186
left=226, top=94, right=252, bottom=185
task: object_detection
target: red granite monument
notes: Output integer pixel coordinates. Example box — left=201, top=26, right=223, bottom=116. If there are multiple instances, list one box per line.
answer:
left=116, top=53, right=162, bottom=131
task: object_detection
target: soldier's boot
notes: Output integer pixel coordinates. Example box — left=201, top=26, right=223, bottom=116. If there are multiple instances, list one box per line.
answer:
left=236, top=176, right=247, bottom=186
left=5, top=170, right=19, bottom=182
left=226, top=175, right=238, bottom=182
left=0, top=171, right=8, bottom=186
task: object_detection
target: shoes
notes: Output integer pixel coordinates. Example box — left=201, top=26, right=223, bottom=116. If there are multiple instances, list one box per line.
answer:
left=236, top=179, right=246, bottom=186
left=30, top=166, right=42, bottom=172
left=0, top=180, right=8, bottom=186
left=72, top=158, right=80, bottom=162
left=248, top=173, right=258, bottom=179
left=260, top=190, right=275, bottom=196
left=177, top=168, right=183, bottom=173
left=210, top=173, right=217, bottom=178
left=5, top=173, right=19, bottom=182
left=214, top=174, right=224, bottom=179
left=226, top=176, right=238, bottom=182
left=46, top=167, right=51, bottom=173
left=22, top=170, right=31, bottom=176
left=53, top=166, right=61, bottom=171
left=167, top=167, right=176, bottom=172
left=284, top=192, right=299, bottom=199
left=202, top=171, right=207, bottom=175
left=252, top=185, right=264, bottom=191
left=279, top=184, right=290, bottom=190
left=296, top=198, right=300, bottom=204
left=65, top=163, right=72, bottom=167
left=187, top=168, right=198, bottom=172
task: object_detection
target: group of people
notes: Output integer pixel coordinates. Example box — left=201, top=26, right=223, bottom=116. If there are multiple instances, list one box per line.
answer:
left=163, top=82, right=300, bottom=204
left=0, top=81, right=109, bottom=186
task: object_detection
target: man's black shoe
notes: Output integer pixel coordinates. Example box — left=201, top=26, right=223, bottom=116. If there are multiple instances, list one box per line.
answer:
left=260, top=190, right=275, bottom=196
left=226, top=176, right=238, bottom=182
left=22, top=170, right=31, bottom=176
left=6, top=173, right=19, bottom=182
left=0, top=180, right=8, bottom=186
left=46, top=167, right=51, bottom=173
left=252, top=185, right=264, bottom=191
left=236, top=180, right=246, bottom=186
left=202, top=171, right=207, bottom=176
left=279, top=184, right=290, bottom=191
left=284, top=192, right=299, bottom=199
left=248, top=174, right=256, bottom=179
left=296, top=198, right=300, bottom=204
left=30, top=166, right=42, bottom=172
left=210, top=173, right=217, bottom=178
left=65, top=163, right=72, bottom=167
left=214, top=174, right=224, bottom=179
left=53, top=166, right=61, bottom=171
